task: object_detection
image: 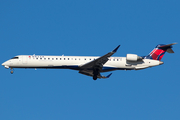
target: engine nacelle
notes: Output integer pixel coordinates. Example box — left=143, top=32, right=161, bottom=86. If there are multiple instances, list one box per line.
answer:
left=126, top=54, right=142, bottom=62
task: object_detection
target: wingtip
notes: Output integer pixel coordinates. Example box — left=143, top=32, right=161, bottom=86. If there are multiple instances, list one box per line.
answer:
left=106, top=73, right=112, bottom=78
left=112, top=45, right=120, bottom=53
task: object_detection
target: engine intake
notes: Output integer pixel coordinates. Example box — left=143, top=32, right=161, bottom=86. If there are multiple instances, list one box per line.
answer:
left=126, top=54, right=142, bottom=62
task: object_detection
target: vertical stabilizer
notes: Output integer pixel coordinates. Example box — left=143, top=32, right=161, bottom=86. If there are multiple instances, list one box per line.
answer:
left=145, top=43, right=177, bottom=61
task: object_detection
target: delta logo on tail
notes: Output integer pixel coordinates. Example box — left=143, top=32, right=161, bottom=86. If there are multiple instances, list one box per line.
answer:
left=145, top=43, right=177, bottom=61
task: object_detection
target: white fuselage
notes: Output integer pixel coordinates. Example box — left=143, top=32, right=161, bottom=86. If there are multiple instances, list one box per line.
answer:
left=2, top=55, right=162, bottom=72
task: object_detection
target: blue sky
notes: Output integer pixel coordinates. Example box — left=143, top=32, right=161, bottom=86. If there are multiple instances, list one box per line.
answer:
left=0, top=0, right=179, bottom=120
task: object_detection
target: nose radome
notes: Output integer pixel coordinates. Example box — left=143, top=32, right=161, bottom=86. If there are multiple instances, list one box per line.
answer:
left=2, top=61, right=9, bottom=66
left=2, top=62, right=5, bottom=66
left=2, top=61, right=10, bottom=69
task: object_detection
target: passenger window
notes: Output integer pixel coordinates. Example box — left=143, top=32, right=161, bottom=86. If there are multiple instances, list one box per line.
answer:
left=48, top=58, right=50, bottom=60
left=68, top=58, right=69, bottom=60
left=64, top=58, right=66, bottom=60
left=44, top=58, right=46, bottom=60
left=36, top=58, right=38, bottom=60
left=60, top=58, right=61, bottom=60
left=56, top=58, right=58, bottom=60
left=52, top=58, right=54, bottom=60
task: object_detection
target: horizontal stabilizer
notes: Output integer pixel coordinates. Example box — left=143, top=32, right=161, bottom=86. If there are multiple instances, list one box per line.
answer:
left=159, top=43, right=177, bottom=48
left=159, top=43, right=177, bottom=53
left=167, top=48, right=174, bottom=53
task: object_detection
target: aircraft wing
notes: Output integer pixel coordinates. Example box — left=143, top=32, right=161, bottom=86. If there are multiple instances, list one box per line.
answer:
left=79, top=45, right=120, bottom=79
left=80, top=45, right=120, bottom=69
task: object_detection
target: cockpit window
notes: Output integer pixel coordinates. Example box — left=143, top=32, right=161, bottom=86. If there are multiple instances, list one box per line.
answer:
left=11, top=57, right=19, bottom=59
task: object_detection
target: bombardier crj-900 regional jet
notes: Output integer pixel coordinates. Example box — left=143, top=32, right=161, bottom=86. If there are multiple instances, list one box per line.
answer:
left=2, top=43, right=177, bottom=80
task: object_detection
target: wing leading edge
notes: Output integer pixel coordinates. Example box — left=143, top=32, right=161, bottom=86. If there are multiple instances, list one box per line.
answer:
left=79, top=45, right=120, bottom=80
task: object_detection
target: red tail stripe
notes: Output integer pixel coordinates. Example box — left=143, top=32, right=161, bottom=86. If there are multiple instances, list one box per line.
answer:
left=151, top=49, right=166, bottom=60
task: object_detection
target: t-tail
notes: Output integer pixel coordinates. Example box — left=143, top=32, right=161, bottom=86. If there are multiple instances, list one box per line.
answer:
left=144, top=43, right=177, bottom=61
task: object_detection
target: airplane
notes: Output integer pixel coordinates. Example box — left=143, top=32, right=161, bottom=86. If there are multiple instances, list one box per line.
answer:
left=2, top=43, right=177, bottom=80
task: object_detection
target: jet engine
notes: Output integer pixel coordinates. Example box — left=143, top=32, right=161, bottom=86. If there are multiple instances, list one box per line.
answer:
left=126, top=54, right=142, bottom=62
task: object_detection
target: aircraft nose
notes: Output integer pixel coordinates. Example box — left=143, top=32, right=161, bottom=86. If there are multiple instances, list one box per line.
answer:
left=2, top=61, right=10, bottom=68
left=2, top=62, right=5, bottom=66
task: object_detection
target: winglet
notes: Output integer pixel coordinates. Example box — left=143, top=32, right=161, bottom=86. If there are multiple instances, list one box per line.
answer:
left=106, top=73, right=112, bottom=78
left=112, top=45, right=120, bottom=53
left=101, top=73, right=112, bottom=79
